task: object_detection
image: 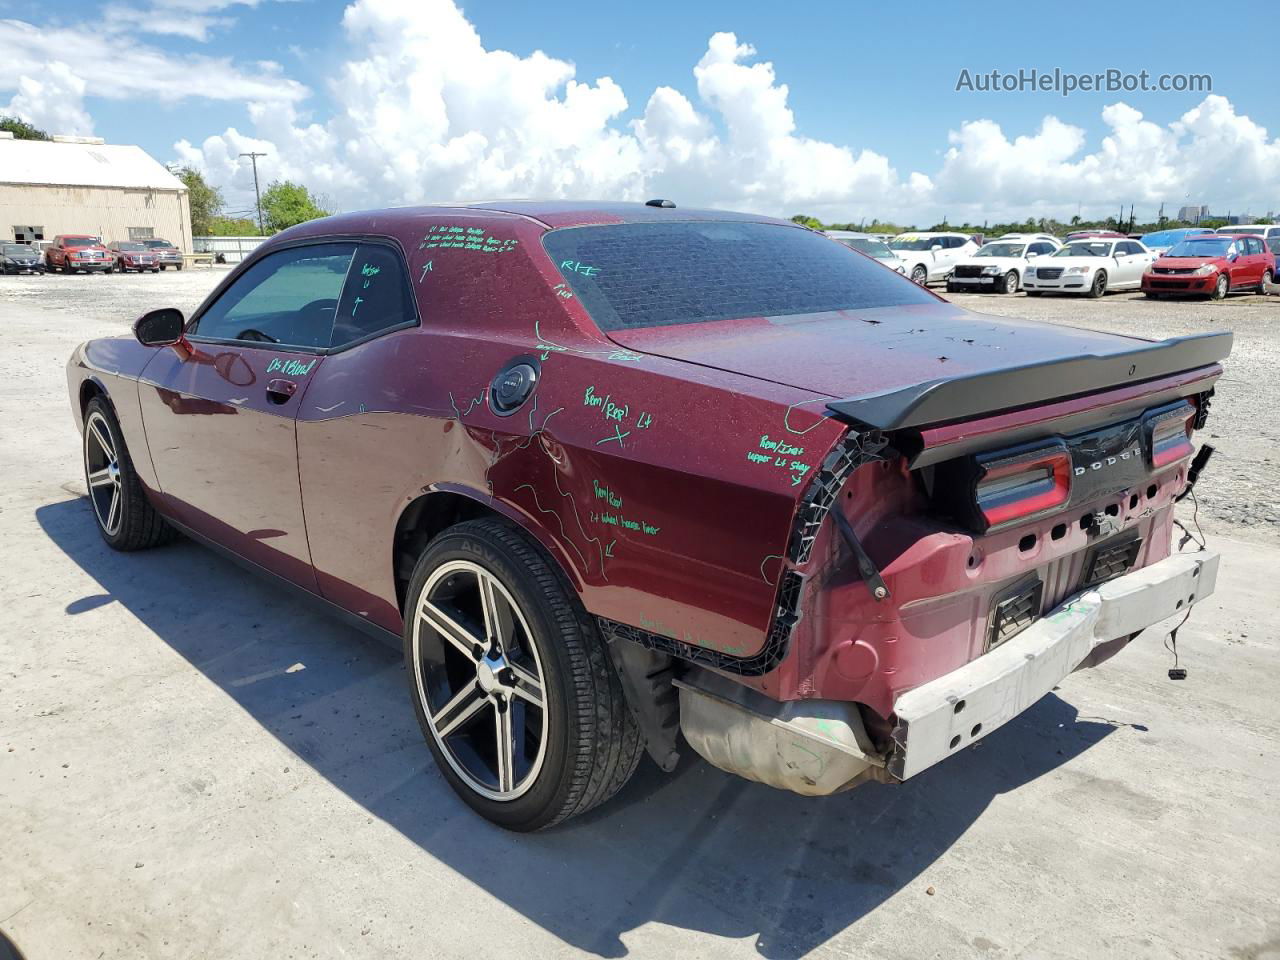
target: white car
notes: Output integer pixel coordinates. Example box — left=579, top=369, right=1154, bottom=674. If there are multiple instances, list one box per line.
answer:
left=1022, top=238, right=1157, bottom=297
left=886, top=232, right=980, bottom=285
left=1216, top=224, right=1280, bottom=242
left=996, top=232, right=1062, bottom=245
left=946, top=238, right=1061, bottom=294
left=826, top=231, right=907, bottom=275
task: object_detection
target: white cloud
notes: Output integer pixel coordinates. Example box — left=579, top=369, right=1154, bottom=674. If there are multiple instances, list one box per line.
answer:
left=101, top=0, right=290, bottom=42
left=4, top=62, right=94, bottom=137
left=10, top=0, right=1280, bottom=224
left=0, top=19, right=307, bottom=106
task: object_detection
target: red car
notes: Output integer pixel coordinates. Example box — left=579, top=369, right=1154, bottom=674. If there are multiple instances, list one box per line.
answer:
left=107, top=241, right=160, bottom=274
left=66, top=202, right=1230, bottom=830
left=1143, top=233, right=1275, bottom=299
left=45, top=234, right=112, bottom=274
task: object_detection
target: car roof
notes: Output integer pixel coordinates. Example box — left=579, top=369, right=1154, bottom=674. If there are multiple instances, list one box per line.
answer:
left=301, top=200, right=796, bottom=234
left=825, top=230, right=880, bottom=239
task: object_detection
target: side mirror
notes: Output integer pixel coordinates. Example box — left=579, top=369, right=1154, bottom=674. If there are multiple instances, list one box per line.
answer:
left=930, top=243, right=943, bottom=251
left=1027, top=252, right=1039, bottom=259
left=134, top=308, right=186, bottom=346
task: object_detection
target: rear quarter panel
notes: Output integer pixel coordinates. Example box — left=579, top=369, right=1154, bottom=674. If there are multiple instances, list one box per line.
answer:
left=294, top=214, right=845, bottom=679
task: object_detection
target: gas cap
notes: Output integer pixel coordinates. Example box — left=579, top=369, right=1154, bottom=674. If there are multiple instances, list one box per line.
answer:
left=490, top=361, right=538, bottom=415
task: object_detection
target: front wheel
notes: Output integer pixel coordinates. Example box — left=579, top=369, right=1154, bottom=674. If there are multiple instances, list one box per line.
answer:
left=404, top=518, right=643, bottom=831
left=1087, top=271, right=1108, bottom=298
left=1211, top=273, right=1229, bottom=300
left=910, top=264, right=927, bottom=285
left=1001, top=270, right=1019, bottom=294
left=83, top=398, right=174, bottom=550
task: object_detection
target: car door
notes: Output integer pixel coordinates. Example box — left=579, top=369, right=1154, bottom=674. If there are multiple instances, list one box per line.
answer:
left=1113, top=241, right=1143, bottom=286
left=293, top=241, right=422, bottom=629
left=1223, top=239, right=1250, bottom=288
left=138, top=241, right=357, bottom=591
left=1243, top=237, right=1267, bottom=286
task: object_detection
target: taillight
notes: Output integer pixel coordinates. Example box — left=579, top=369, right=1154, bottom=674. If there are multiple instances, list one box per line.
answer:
left=974, top=440, right=1072, bottom=530
left=1145, top=402, right=1195, bottom=469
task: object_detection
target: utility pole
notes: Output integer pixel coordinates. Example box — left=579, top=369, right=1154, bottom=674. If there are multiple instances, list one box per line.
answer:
left=239, top=151, right=268, bottom=235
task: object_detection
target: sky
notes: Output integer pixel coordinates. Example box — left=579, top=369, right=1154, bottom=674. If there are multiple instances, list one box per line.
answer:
left=1, top=0, right=1276, bottom=226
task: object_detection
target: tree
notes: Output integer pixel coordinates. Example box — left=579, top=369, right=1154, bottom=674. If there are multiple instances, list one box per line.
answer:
left=206, top=216, right=260, bottom=236
left=173, top=166, right=224, bottom=236
left=0, top=115, right=51, bottom=140
left=260, top=180, right=331, bottom=232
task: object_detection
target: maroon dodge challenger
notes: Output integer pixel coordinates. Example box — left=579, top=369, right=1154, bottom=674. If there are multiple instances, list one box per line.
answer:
left=66, top=201, right=1230, bottom=830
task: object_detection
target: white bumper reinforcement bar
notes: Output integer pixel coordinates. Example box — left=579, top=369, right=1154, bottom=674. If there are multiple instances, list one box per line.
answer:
left=888, top=549, right=1220, bottom=781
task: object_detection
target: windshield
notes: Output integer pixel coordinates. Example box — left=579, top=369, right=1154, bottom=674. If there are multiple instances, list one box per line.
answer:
left=142, top=239, right=173, bottom=248
left=64, top=236, right=99, bottom=247
left=542, top=221, right=937, bottom=332
left=1166, top=237, right=1234, bottom=257
left=2, top=244, right=32, bottom=256
left=1054, top=241, right=1113, bottom=258
left=888, top=236, right=940, bottom=251
left=836, top=237, right=895, bottom=258
left=974, top=243, right=1025, bottom=258
left=117, top=242, right=147, bottom=251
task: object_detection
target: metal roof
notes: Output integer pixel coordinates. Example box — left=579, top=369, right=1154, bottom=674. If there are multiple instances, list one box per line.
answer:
left=0, top=139, right=185, bottom=191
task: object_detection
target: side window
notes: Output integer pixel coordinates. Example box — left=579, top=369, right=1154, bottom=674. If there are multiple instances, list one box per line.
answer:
left=1030, top=242, right=1052, bottom=256
left=1249, top=238, right=1264, bottom=254
left=945, top=237, right=965, bottom=249
left=331, top=243, right=416, bottom=348
left=193, top=243, right=355, bottom=349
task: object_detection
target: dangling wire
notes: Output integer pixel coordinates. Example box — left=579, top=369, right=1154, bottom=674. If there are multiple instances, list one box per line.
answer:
left=1173, top=486, right=1206, bottom=551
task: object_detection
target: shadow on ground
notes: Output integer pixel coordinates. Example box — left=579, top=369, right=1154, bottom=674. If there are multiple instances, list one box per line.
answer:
left=39, top=497, right=1117, bottom=959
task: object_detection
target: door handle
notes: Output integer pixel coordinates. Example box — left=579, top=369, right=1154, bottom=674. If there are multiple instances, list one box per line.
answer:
left=266, top=378, right=298, bottom=405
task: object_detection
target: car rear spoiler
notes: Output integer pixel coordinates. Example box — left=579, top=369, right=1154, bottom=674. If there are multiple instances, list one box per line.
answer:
left=825, top=331, right=1233, bottom=432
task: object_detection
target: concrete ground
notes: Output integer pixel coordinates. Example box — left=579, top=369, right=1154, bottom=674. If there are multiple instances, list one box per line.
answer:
left=1, top=270, right=1278, bottom=960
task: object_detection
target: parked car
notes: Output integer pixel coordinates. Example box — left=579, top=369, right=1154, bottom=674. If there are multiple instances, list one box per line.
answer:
left=1139, top=228, right=1215, bottom=256
left=1023, top=238, right=1156, bottom=297
left=825, top=230, right=907, bottom=274
left=996, top=232, right=1061, bottom=246
left=107, top=241, right=160, bottom=274
left=66, top=201, right=1229, bottom=830
left=140, top=238, right=184, bottom=270
left=1, top=242, right=45, bottom=274
left=1064, top=231, right=1127, bottom=242
left=1215, top=224, right=1280, bottom=242
left=1142, top=233, right=1274, bottom=299
left=947, top=238, right=1060, bottom=294
left=887, top=232, right=980, bottom=285
left=45, top=235, right=112, bottom=274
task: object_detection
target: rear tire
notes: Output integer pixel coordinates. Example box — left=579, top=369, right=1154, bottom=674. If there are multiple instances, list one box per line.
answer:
left=82, top=398, right=175, bottom=551
left=1260, top=269, right=1272, bottom=293
left=404, top=518, right=643, bottom=831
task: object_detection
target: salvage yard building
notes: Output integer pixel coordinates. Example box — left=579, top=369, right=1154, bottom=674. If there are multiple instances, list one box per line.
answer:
left=0, top=133, right=192, bottom=251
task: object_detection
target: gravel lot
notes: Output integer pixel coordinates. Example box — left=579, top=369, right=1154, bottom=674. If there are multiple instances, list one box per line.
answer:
left=1, top=269, right=1277, bottom=960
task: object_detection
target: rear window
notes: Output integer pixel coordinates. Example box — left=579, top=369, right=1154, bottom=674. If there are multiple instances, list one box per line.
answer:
left=542, top=221, right=935, bottom=332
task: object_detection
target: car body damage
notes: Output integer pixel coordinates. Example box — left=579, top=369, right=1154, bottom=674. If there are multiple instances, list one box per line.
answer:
left=65, top=201, right=1232, bottom=823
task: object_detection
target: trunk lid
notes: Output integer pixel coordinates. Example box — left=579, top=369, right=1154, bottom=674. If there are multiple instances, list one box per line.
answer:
left=608, top=302, right=1158, bottom=403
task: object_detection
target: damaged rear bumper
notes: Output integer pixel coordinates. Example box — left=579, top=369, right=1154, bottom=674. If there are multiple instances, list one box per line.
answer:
left=888, top=548, right=1218, bottom=781
left=675, top=549, right=1218, bottom=796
